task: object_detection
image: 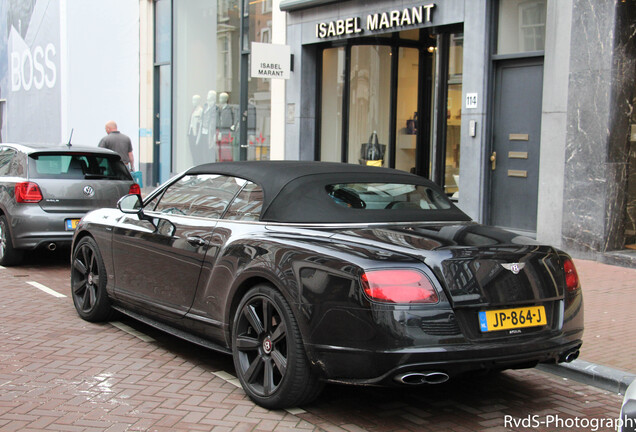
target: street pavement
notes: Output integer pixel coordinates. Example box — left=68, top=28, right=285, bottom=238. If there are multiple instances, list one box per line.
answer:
left=0, top=251, right=634, bottom=431
left=537, top=259, right=636, bottom=396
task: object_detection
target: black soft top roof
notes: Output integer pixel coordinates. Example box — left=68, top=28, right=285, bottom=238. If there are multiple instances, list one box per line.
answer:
left=186, top=161, right=471, bottom=223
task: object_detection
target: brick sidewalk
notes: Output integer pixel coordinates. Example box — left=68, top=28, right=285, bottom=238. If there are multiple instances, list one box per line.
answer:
left=573, top=259, right=636, bottom=374
left=0, top=253, right=631, bottom=431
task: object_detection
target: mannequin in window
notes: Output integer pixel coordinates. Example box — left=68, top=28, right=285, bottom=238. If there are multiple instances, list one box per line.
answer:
left=188, top=94, right=203, bottom=162
left=200, top=90, right=218, bottom=162
left=218, top=92, right=236, bottom=131
left=217, top=92, right=236, bottom=161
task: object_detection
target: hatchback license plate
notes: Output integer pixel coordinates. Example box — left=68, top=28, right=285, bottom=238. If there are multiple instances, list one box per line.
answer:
left=478, top=306, right=546, bottom=332
left=65, top=219, right=80, bottom=231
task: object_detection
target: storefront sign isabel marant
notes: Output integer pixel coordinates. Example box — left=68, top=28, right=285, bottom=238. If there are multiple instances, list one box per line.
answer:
left=315, top=3, right=435, bottom=39
left=251, top=42, right=291, bottom=79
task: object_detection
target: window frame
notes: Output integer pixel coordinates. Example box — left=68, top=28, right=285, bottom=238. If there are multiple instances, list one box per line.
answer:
left=147, top=173, right=264, bottom=221
left=223, top=181, right=264, bottom=221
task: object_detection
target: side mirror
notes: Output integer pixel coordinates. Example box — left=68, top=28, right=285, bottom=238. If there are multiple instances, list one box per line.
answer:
left=117, top=194, right=142, bottom=214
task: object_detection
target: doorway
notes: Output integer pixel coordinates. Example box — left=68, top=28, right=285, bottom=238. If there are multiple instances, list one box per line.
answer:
left=489, top=58, right=543, bottom=233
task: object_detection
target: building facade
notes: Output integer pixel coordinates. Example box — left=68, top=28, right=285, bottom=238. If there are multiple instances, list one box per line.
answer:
left=0, top=0, right=140, bottom=156
left=0, top=0, right=633, bottom=266
left=277, top=0, right=635, bottom=266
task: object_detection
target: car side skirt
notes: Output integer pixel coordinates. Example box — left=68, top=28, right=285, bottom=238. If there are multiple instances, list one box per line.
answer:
left=112, top=305, right=232, bottom=355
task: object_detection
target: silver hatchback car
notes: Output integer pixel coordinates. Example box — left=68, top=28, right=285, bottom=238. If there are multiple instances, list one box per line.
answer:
left=0, top=143, right=139, bottom=265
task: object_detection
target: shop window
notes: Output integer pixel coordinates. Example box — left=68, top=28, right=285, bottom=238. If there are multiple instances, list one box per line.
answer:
left=318, top=31, right=451, bottom=181
left=173, top=0, right=239, bottom=172
left=169, top=0, right=271, bottom=171
left=395, top=47, right=420, bottom=174
left=444, top=34, right=463, bottom=198
left=155, top=0, right=171, bottom=64
left=497, top=0, right=546, bottom=54
left=320, top=48, right=345, bottom=162
left=347, top=45, right=392, bottom=167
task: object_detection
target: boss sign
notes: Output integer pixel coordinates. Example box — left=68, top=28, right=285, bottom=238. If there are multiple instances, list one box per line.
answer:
left=11, top=43, right=57, bottom=92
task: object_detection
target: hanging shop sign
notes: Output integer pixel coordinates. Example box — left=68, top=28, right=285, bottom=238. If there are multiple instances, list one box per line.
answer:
left=251, top=42, right=291, bottom=79
left=315, top=4, right=435, bottom=39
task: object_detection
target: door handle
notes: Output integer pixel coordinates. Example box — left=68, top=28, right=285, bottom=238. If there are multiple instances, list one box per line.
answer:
left=490, top=151, right=497, bottom=170
left=187, top=236, right=209, bottom=247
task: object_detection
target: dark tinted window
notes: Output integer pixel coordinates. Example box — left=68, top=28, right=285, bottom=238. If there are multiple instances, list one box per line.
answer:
left=0, top=148, right=15, bottom=176
left=153, top=174, right=245, bottom=218
left=224, top=182, right=263, bottom=221
left=28, top=153, right=131, bottom=180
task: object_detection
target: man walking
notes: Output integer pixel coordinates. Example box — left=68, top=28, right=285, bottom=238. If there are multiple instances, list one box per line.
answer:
left=98, top=120, right=134, bottom=170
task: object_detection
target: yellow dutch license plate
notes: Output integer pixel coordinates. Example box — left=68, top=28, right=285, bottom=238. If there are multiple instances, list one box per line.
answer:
left=478, top=306, right=546, bottom=332
left=65, top=219, right=80, bottom=231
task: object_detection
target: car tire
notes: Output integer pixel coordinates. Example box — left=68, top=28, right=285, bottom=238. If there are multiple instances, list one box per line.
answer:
left=232, top=284, right=324, bottom=409
left=0, top=214, right=24, bottom=266
left=71, top=237, right=114, bottom=322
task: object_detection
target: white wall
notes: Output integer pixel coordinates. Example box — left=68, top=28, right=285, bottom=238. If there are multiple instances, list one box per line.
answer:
left=62, top=0, right=139, bottom=156
left=270, top=0, right=286, bottom=160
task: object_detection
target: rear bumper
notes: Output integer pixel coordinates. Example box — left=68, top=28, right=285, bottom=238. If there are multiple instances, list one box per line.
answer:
left=307, top=336, right=583, bottom=386
left=7, top=205, right=84, bottom=250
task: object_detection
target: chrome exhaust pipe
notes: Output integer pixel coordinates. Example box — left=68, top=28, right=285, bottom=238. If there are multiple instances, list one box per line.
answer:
left=47, top=243, right=57, bottom=251
left=564, top=350, right=579, bottom=363
left=394, top=371, right=450, bottom=385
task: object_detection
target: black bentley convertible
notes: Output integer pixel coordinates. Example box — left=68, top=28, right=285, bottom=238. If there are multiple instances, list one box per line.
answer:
left=70, top=161, right=583, bottom=409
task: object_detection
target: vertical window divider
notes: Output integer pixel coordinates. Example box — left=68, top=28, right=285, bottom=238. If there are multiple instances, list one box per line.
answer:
left=388, top=44, right=399, bottom=169
left=239, top=0, right=250, bottom=161
left=340, top=45, right=352, bottom=163
left=417, top=46, right=432, bottom=178
left=433, top=33, right=450, bottom=187
left=315, top=48, right=324, bottom=161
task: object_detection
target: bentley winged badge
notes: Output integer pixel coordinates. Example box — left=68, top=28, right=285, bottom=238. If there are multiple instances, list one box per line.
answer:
left=501, top=263, right=525, bottom=274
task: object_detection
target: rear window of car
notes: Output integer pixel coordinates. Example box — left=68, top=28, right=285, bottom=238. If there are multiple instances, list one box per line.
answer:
left=326, top=183, right=452, bottom=211
left=28, top=153, right=131, bottom=180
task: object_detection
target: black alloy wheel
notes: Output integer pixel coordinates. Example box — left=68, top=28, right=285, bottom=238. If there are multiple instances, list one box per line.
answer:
left=71, top=237, right=113, bottom=322
left=0, top=215, right=23, bottom=266
left=232, top=284, right=323, bottom=409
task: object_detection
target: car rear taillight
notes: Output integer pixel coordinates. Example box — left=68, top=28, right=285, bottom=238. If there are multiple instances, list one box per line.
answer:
left=361, top=269, right=439, bottom=304
left=15, top=182, right=43, bottom=203
left=129, top=183, right=141, bottom=195
left=563, top=259, right=580, bottom=292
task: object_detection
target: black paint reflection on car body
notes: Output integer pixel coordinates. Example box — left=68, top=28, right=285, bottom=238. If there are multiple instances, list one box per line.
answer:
left=70, top=161, right=583, bottom=409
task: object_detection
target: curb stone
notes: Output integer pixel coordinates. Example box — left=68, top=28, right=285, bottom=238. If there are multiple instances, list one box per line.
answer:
left=538, top=359, right=636, bottom=395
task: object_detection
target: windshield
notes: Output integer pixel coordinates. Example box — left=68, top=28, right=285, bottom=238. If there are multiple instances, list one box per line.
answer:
left=29, top=153, right=131, bottom=180
left=327, top=183, right=452, bottom=211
